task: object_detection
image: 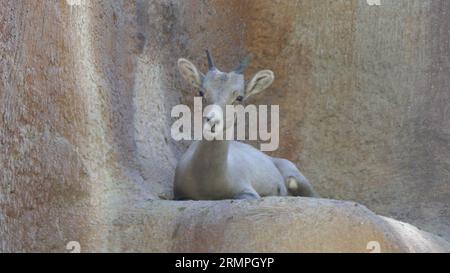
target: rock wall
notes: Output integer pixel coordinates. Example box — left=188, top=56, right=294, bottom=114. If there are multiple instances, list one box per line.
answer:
left=239, top=0, right=450, bottom=240
left=0, top=0, right=448, bottom=252
left=1, top=0, right=139, bottom=251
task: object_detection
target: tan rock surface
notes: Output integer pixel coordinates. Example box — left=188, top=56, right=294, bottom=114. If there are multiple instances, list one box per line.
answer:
left=113, top=198, right=450, bottom=253
left=1, top=0, right=449, bottom=252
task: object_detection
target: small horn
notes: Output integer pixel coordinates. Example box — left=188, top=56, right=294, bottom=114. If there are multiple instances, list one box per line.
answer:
left=205, top=49, right=216, bottom=70
left=234, top=53, right=253, bottom=74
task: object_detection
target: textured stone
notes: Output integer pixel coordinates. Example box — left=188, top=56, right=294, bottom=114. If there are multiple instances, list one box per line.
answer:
left=113, top=198, right=450, bottom=253
left=238, top=0, right=450, bottom=241
left=1, top=0, right=449, bottom=252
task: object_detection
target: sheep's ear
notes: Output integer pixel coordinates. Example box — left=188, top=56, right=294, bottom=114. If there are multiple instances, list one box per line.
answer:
left=244, top=70, right=274, bottom=100
left=178, top=58, right=204, bottom=88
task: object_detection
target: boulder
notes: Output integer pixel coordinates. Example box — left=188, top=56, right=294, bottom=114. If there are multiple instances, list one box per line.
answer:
left=112, top=197, right=450, bottom=253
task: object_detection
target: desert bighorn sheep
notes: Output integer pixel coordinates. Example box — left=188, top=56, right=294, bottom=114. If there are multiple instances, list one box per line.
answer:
left=174, top=50, right=318, bottom=200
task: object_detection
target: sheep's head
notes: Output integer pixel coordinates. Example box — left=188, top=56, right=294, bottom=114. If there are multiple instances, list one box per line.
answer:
left=178, top=50, right=274, bottom=135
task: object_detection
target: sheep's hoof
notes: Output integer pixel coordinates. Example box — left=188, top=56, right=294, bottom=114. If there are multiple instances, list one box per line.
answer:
left=287, top=177, right=299, bottom=191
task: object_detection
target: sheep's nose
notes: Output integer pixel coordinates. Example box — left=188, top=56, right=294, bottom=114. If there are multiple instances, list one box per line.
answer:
left=205, top=112, right=215, bottom=123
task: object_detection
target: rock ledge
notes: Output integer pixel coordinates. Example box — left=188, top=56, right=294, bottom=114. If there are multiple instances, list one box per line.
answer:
left=112, top=197, right=450, bottom=253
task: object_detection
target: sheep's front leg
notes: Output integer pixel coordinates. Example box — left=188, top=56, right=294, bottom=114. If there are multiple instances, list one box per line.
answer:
left=234, top=189, right=261, bottom=200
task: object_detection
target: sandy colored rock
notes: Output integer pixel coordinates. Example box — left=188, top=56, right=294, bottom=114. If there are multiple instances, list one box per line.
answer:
left=112, top=197, right=450, bottom=253
left=1, top=0, right=449, bottom=252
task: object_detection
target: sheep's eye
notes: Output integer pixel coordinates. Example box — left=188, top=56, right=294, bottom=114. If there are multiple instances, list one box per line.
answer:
left=198, top=90, right=204, bottom=97
left=236, top=95, right=243, bottom=102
